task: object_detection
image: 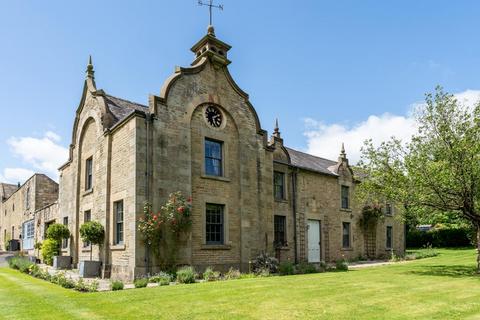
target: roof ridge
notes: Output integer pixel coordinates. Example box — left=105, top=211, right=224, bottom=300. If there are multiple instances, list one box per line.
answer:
left=105, top=93, right=148, bottom=108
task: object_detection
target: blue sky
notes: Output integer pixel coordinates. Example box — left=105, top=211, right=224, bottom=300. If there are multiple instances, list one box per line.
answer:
left=1, top=0, right=480, bottom=183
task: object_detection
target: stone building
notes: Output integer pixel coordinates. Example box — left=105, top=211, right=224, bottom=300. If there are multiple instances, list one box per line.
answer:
left=0, top=174, right=58, bottom=253
left=0, top=26, right=404, bottom=280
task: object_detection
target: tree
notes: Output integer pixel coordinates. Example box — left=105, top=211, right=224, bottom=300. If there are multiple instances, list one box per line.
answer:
left=45, top=223, right=70, bottom=256
left=358, top=87, right=480, bottom=271
left=79, top=221, right=105, bottom=261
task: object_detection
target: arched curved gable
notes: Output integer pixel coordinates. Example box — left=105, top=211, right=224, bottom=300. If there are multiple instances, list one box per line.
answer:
left=151, top=57, right=264, bottom=137
left=60, top=78, right=113, bottom=170
left=273, top=145, right=291, bottom=164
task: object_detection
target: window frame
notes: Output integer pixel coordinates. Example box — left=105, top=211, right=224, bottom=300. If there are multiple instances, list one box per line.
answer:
left=341, top=185, right=350, bottom=209
left=204, top=138, right=223, bottom=177
left=386, top=226, right=393, bottom=249
left=114, top=200, right=124, bottom=245
left=205, top=203, right=224, bottom=245
left=85, top=157, right=93, bottom=191
left=273, top=171, right=286, bottom=200
left=342, top=222, right=351, bottom=248
left=274, top=215, right=287, bottom=247
left=62, top=217, right=69, bottom=249
left=385, top=203, right=393, bottom=216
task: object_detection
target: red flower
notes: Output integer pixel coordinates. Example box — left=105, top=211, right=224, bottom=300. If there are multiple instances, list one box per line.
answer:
left=187, top=197, right=192, bottom=203
left=177, top=206, right=185, bottom=214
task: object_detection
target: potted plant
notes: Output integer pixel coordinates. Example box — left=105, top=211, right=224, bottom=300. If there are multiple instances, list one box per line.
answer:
left=79, top=221, right=105, bottom=277
left=46, top=223, right=71, bottom=269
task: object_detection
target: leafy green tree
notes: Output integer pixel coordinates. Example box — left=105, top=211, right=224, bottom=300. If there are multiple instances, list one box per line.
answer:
left=46, top=223, right=70, bottom=256
left=358, top=87, right=480, bottom=271
left=79, top=221, right=105, bottom=261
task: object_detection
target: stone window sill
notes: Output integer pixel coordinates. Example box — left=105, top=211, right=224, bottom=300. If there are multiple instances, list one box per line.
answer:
left=81, top=248, right=92, bottom=253
left=275, top=246, right=290, bottom=251
left=201, top=175, right=231, bottom=182
left=83, top=188, right=94, bottom=197
left=201, top=244, right=232, bottom=250
left=111, top=244, right=126, bottom=251
left=274, top=199, right=288, bottom=204
left=340, top=208, right=352, bottom=213
left=341, top=247, right=353, bottom=251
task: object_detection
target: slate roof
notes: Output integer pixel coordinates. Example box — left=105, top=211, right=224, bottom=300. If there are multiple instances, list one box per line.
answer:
left=104, top=94, right=148, bottom=128
left=284, top=147, right=338, bottom=176
left=1, top=183, right=18, bottom=201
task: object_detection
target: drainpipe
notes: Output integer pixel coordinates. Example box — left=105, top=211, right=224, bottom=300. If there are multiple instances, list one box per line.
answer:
left=145, top=112, right=152, bottom=275
left=291, top=168, right=298, bottom=264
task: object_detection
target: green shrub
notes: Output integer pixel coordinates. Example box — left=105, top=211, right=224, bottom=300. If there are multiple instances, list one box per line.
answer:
left=74, top=278, right=98, bottom=292
left=335, top=260, right=349, bottom=271
left=176, top=266, right=196, bottom=284
left=149, top=272, right=172, bottom=285
left=51, top=272, right=75, bottom=289
left=134, top=278, right=149, bottom=288
left=8, top=256, right=33, bottom=273
left=251, top=253, right=279, bottom=274
left=407, top=227, right=473, bottom=248
left=279, top=261, right=295, bottom=276
left=203, top=267, right=221, bottom=282
left=79, top=221, right=105, bottom=260
left=111, top=280, right=124, bottom=291
left=256, top=268, right=271, bottom=277
left=41, top=239, right=59, bottom=265
left=224, top=267, right=241, bottom=280
left=296, top=262, right=318, bottom=274
left=46, top=224, right=70, bottom=242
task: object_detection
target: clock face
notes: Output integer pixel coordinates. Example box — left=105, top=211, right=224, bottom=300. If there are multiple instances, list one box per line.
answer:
left=205, top=105, right=223, bottom=128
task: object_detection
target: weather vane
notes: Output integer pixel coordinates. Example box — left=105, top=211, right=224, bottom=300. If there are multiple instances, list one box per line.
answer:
left=198, top=0, right=223, bottom=26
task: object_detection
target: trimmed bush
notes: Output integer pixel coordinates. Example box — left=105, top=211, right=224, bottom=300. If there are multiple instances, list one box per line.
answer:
left=335, top=260, right=349, bottom=271
left=41, top=239, right=59, bottom=265
left=251, top=253, right=278, bottom=274
left=296, top=262, right=318, bottom=274
left=224, top=267, right=241, bottom=280
left=176, top=266, right=196, bottom=284
left=149, top=272, right=172, bottom=285
left=279, top=261, right=295, bottom=276
left=75, top=278, right=98, bottom=292
left=79, top=221, right=105, bottom=261
left=203, top=267, right=220, bottom=282
left=8, top=256, right=33, bottom=273
left=134, top=278, right=149, bottom=288
left=111, top=280, right=124, bottom=291
left=407, top=227, right=472, bottom=248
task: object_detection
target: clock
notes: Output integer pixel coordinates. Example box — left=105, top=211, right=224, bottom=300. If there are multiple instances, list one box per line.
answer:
left=205, top=105, right=223, bottom=128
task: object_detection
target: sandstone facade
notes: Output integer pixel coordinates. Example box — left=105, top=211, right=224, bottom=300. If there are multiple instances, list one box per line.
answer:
left=0, top=27, right=405, bottom=280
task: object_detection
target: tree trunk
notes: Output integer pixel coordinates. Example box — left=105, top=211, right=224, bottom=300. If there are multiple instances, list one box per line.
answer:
left=90, top=243, right=93, bottom=261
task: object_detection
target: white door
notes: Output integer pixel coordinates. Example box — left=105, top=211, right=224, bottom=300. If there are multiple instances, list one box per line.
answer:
left=308, top=220, right=321, bottom=263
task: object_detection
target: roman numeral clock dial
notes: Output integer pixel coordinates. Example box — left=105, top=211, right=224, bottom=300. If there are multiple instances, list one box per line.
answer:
left=205, top=105, right=223, bottom=128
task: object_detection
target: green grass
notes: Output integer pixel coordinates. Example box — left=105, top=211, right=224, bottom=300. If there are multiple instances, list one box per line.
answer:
left=1, top=249, right=480, bottom=319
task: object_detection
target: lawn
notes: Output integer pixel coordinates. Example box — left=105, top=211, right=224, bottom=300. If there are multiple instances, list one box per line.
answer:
left=1, top=249, right=480, bottom=320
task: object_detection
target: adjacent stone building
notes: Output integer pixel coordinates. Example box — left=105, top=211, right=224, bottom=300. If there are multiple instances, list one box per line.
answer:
left=0, top=26, right=405, bottom=280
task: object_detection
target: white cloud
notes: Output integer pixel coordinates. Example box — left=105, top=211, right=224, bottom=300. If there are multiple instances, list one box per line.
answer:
left=1, top=168, right=35, bottom=184
left=3, top=131, right=68, bottom=182
left=303, top=89, right=480, bottom=164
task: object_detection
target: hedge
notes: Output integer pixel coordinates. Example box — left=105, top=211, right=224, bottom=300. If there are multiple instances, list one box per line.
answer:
left=407, top=227, right=473, bottom=248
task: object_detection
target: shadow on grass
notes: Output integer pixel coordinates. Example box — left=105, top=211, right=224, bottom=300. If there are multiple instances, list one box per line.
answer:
left=406, top=265, right=479, bottom=278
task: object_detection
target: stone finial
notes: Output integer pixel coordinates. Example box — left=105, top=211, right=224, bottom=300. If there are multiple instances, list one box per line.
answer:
left=273, top=118, right=281, bottom=138
left=86, top=55, right=95, bottom=79
left=340, top=142, right=347, bottom=159
left=207, top=25, right=216, bottom=37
